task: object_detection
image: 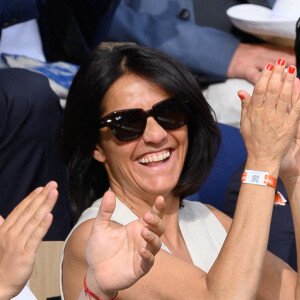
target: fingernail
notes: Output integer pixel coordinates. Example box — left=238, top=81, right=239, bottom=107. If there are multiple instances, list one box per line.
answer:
left=35, top=187, right=43, bottom=194
left=266, top=63, right=274, bottom=71
left=288, top=66, right=296, bottom=74
left=277, top=58, right=286, bottom=66
left=46, top=181, right=56, bottom=190
left=238, top=92, right=245, bottom=100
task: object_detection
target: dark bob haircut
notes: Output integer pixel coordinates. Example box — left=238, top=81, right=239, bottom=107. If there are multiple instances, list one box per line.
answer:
left=58, top=44, right=221, bottom=219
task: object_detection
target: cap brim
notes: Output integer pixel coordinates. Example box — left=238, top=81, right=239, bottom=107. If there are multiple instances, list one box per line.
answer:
left=226, top=4, right=296, bottom=39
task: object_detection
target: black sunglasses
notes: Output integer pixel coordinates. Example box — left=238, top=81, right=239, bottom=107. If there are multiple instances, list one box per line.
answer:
left=99, top=96, right=189, bottom=141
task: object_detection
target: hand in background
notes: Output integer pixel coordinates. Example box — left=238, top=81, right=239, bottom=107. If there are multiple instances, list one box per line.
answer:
left=0, top=182, right=58, bottom=300
left=84, top=191, right=165, bottom=299
left=227, top=43, right=296, bottom=84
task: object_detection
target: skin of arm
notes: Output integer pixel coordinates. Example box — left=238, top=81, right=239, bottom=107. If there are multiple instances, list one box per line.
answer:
left=63, top=61, right=300, bottom=299
left=282, top=181, right=300, bottom=298
left=0, top=181, right=58, bottom=300
left=64, top=203, right=296, bottom=300
left=277, top=77, right=300, bottom=298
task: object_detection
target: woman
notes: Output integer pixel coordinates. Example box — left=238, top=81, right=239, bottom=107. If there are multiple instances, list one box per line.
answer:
left=0, top=182, right=164, bottom=300
left=60, top=44, right=300, bottom=299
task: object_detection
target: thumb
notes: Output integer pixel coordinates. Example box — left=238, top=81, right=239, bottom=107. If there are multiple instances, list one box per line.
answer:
left=238, top=90, right=251, bottom=125
left=92, top=191, right=116, bottom=232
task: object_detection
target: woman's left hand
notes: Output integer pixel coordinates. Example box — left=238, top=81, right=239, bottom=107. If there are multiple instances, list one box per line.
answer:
left=238, top=61, right=300, bottom=178
left=84, top=191, right=165, bottom=299
left=279, top=77, right=300, bottom=184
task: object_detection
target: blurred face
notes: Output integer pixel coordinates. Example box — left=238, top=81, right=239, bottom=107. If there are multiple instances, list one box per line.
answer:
left=93, top=74, right=188, bottom=199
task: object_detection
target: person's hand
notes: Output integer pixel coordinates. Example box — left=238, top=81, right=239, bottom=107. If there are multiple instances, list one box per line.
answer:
left=0, top=181, right=58, bottom=300
left=227, top=43, right=296, bottom=84
left=84, top=191, right=165, bottom=299
left=237, top=59, right=300, bottom=175
left=279, top=77, right=300, bottom=183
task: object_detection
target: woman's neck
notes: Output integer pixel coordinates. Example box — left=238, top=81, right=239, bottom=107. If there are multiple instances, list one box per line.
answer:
left=109, top=182, right=180, bottom=218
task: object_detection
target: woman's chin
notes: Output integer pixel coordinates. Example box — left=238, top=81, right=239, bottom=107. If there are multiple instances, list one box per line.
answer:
left=139, top=180, right=177, bottom=197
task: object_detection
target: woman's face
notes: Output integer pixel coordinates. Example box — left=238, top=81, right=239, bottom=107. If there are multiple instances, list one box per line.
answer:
left=93, top=74, right=188, bottom=199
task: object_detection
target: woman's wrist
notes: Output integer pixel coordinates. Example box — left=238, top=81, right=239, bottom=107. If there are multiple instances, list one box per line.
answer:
left=85, top=270, right=118, bottom=300
left=241, top=170, right=277, bottom=189
left=245, top=158, right=280, bottom=179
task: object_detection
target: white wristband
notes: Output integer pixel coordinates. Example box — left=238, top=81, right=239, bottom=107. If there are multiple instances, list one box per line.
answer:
left=241, top=170, right=277, bottom=189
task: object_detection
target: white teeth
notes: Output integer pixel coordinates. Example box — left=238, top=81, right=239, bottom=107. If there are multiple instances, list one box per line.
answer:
left=138, top=151, right=170, bottom=164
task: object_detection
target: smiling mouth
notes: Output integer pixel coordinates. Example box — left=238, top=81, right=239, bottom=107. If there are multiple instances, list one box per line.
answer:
left=138, top=150, right=171, bottom=166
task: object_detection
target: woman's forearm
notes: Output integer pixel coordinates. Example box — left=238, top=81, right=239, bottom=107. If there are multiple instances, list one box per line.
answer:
left=281, top=178, right=300, bottom=297
left=205, top=160, right=278, bottom=299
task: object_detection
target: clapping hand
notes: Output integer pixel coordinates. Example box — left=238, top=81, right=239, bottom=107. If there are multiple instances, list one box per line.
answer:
left=237, top=59, right=300, bottom=175
left=84, top=191, right=165, bottom=299
left=279, top=76, right=300, bottom=183
left=0, top=182, right=58, bottom=299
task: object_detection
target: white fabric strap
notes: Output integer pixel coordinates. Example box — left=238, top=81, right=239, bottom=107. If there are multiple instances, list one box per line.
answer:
left=241, top=169, right=277, bottom=189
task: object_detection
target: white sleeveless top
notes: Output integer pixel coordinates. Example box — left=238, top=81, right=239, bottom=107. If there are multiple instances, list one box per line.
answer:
left=60, top=197, right=227, bottom=299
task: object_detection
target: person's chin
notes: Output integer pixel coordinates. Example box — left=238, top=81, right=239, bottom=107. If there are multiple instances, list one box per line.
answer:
left=137, top=174, right=179, bottom=196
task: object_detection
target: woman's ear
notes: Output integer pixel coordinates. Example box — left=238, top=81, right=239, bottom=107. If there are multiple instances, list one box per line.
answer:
left=93, top=144, right=106, bottom=163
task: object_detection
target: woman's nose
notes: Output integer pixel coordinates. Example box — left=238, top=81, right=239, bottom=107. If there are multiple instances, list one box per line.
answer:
left=142, top=117, right=167, bottom=144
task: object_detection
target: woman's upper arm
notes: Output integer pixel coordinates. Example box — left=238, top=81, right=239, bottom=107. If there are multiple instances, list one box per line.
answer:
left=118, top=249, right=209, bottom=299
left=257, top=251, right=297, bottom=300
left=62, top=219, right=94, bottom=300
left=205, top=204, right=232, bottom=232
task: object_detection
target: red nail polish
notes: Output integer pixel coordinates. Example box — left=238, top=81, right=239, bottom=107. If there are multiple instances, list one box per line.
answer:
left=277, top=58, right=286, bottom=66
left=288, top=66, right=296, bottom=74
left=266, top=64, right=274, bottom=71
left=238, top=92, right=245, bottom=100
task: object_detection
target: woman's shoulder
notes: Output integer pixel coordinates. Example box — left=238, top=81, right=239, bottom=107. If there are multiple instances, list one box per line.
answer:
left=64, top=217, right=94, bottom=260
left=67, top=195, right=139, bottom=246
left=204, top=203, right=232, bottom=232
left=63, top=198, right=103, bottom=264
left=77, top=198, right=103, bottom=223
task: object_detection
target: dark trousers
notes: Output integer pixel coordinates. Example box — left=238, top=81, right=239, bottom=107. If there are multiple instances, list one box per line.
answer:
left=0, top=68, right=73, bottom=240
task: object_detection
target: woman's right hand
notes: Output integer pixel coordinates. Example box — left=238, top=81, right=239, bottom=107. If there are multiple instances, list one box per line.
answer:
left=238, top=59, right=300, bottom=175
left=279, top=77, right=300, bottom=183
left=83, top=191, right=165, bottom=299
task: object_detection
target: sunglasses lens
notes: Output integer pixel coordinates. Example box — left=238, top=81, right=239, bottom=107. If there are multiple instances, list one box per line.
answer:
left=112, top=110, right=146, bottom=141
left=154, top=98, right=188, bottom=129
left=99, top=97, right=189, bottom=141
